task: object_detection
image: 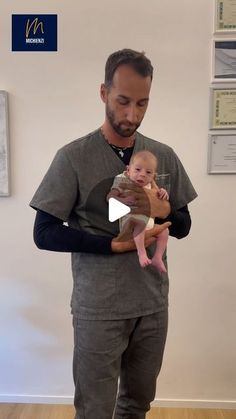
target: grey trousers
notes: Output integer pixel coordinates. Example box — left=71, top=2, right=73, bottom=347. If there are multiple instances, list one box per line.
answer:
left=73, top=310, right=168, bottom=419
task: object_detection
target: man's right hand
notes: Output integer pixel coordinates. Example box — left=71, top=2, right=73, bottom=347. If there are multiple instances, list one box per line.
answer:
left=111, top=221, right=171, bottom=253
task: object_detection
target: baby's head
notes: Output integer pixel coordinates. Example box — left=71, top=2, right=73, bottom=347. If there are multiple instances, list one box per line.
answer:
left=126, top=150, right=157, bottom=187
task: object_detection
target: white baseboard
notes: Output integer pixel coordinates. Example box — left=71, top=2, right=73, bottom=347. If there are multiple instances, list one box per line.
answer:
left=0, top=395, right=235, bottom=410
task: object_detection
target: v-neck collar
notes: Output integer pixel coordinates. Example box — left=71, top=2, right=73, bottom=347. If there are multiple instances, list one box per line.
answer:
left=98, top=128, right=143, bottom=168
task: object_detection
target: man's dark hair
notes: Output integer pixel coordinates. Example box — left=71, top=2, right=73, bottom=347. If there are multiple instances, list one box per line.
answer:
left=104, top=48, right=153, bottom=88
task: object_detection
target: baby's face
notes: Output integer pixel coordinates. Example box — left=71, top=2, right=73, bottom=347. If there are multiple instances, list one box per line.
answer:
left=127, top=156, right=156, bottom=187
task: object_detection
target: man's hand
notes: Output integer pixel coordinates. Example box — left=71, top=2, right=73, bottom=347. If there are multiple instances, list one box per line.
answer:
left=111, top=220, right=171, bottom=253
left=118, top=182, right=171, bottom=219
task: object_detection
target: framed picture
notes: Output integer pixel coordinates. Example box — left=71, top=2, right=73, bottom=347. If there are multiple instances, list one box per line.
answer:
left=208, top=131, right=236, bottom=173
left=0, top=91, right=10, bottom=196
left=215, top=0, right=236, bottom=33
left=212, top=39, right=236, bottom=81
left=210, top=86, right=236, bottom=129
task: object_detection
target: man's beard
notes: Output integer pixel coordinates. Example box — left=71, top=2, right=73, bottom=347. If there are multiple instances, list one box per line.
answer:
left=106, top=105, right=141, bottom=138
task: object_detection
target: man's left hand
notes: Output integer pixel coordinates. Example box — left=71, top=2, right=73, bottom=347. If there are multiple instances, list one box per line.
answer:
left=118, top=182, right=171, bottom=219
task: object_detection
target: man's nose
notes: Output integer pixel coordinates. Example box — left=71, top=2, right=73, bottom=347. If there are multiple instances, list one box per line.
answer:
left=126, top=105, right=139, bottom=124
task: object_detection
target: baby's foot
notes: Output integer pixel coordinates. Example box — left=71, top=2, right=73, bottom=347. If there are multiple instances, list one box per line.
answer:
left=138, top=254, right=152, bottom=268
left=151, top=258, right=167, bottom=273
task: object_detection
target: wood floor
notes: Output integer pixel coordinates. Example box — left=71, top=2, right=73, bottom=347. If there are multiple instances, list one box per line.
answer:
left=0, top=404, right=235, bottom=419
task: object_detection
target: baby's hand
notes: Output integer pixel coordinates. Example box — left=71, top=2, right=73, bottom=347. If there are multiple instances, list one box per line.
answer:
left=157, top=188, right=169, bottom=200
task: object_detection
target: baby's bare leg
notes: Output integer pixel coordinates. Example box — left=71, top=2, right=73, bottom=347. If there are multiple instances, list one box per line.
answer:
left=151, top=228, right=169, bottom=273
left=133, top=221, right=152, bottom=268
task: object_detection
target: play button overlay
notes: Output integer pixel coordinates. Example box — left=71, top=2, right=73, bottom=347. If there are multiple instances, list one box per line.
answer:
left=84, top=176, right=151, bottom=241
left=108, top=197, right=130, bottom=222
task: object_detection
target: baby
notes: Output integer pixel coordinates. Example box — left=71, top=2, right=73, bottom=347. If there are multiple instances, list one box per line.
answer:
left=107, top=150, right=169, bottom=273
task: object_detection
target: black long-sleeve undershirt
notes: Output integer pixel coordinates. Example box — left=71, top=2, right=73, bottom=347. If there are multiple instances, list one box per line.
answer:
left=33, top=205, right=191, bottom=253
left=156, top=205, right=191, bottom=239
left=33, top=210, right=113, bottom=254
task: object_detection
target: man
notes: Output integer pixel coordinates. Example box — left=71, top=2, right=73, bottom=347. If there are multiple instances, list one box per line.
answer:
left=30, top=49, right=197, bottom=419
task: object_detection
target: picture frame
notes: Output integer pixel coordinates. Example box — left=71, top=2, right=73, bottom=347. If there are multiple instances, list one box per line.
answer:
left=215, top=0, right=236, bottom=33
left=208, top=131, right=236, bottom=173
left=210, top=85, right=236, bottom=129
left=0, top=91, right=10, bottom=196
left=212, top=39, right=236, bottom=82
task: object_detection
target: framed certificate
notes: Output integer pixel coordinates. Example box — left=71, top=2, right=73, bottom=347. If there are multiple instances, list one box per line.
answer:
left=213, top=40, right=236, bottom=81
left=0, top=91, right=10, bottom=196
left=208, top=132, right=236, bottom=173
left=215, top=0, right=236, bottom=32
left=210, top=86, right=236, bottom=129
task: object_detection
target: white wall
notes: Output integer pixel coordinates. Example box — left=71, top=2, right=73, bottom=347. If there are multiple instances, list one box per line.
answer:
left=0, top=0, right=236, bottom=408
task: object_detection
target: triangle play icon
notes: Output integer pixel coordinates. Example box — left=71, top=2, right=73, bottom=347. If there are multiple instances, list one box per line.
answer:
left=108, top=197, right=131, bottom=222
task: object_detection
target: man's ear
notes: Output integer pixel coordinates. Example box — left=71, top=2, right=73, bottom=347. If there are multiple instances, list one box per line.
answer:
left=100, top=83, right=108, bottom=103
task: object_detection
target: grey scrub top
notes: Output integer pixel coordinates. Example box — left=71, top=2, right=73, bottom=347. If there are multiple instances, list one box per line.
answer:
left=30, top=129, right=197, bottom=320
